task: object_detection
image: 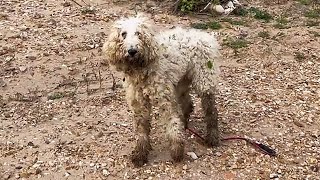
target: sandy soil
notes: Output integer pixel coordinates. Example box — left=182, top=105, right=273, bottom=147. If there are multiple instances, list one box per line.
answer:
left=0, top=0, right=319, bottom=179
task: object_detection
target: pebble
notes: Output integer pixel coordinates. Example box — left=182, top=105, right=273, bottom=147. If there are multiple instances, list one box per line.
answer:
left=310, top=165, right=319, bottom=172
left=0, top=78, right=6, bottom=87
left=182, top=165, right=188, bottom=170
left=79, top=161, right=84, bottom=166
left=102, top=169, right=110, bottom=176
left=15, top=165, right=23, bottom=170
left=3, top=174, right=11, bottom=180
left=101, top=163, right=107, bottom=167
left=5, top=56, right=14, bottom=62
left=187, top=152, right=198, bottom=160
left=94, top=131, right=104, bottom=139
left=270, top=173, right=279, bottom=179
left=19, top=66, right=27, bottom=72
left=65, top=172, right=70, bottom=177
left=26, top=55, right=36, bottom=60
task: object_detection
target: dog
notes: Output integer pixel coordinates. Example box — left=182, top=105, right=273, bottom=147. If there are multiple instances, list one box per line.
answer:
left=103, top=15, right=221, bottom=167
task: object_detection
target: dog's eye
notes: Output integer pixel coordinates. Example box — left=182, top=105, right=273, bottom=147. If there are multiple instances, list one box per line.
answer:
left=121, top=32, right=127, bottom=39
left=135, top=31, right=141, bottom=36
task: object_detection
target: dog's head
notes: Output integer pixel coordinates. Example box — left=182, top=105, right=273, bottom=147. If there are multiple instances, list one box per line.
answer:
left=103, top=15, right=157, bottom=72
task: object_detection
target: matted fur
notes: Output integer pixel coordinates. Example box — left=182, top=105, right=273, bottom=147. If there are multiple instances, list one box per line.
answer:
left=103, top=15, right=221, bottom=167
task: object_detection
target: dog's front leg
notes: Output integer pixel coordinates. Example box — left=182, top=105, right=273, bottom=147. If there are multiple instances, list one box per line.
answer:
left=165, top=102, right=185, bottom=163
left=127, top=88, right=152, bottom=167
left=155, top=86, right=185, bottom=163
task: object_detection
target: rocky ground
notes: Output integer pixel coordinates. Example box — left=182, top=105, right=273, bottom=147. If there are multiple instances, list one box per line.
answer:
left=0, top=0, right=319, bottom=179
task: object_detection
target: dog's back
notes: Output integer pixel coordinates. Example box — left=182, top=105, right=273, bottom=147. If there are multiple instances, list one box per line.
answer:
left=155, top=27, right=221, bottom=86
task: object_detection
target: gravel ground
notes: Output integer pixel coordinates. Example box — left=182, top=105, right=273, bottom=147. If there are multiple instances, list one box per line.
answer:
left=0, top=0, right=319, bottom=179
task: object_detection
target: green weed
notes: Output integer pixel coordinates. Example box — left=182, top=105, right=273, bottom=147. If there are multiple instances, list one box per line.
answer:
left=305, top=9, right=320, bottom=18
left=223, top=38, right=249, bottom=49
left=274, top=17, right=290, bottom=29
left=249, top=7, right=273, bottom=22
left=191, top=22, right=208, bottom=29
left=191, top=21, right=222, bottom=30
left=207, top=21, right=222, bottom=29
left=221, top=18, right=246, bottom=26
left=258, top=31, right=270, bottom=38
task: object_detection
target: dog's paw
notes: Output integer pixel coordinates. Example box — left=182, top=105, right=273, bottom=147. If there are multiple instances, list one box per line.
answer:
left=171, top=152, right=184, bottom=163
left=206, top=136, right=220, bottom=147
left=131, top=150, right=148, bottom=167
left=170, top=143, right=184, bottom=163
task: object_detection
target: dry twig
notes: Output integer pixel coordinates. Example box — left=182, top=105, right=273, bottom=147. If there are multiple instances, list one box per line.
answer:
left=70, top=0, right=82, bottom=7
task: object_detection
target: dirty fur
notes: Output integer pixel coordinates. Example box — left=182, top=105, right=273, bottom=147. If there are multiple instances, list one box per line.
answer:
left=103, top=15, right=221, bottom=167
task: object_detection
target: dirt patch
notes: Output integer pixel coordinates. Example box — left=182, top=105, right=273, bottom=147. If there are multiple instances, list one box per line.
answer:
left=0, top=0, right=319, bottom=179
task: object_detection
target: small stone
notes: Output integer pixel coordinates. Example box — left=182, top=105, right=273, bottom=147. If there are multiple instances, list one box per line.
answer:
left=88, top=44, right=95, bottom=49
left=308, top=157, right=318, bottom=164
left=3, top=173, right=11, bottom=180
left=293, top=120, right=304, bottom=127
left=102, top=169, right=110, bottom=176
left=27, top=141, right=35, bottom=147
left=5, top=56, right=14, bottom=62
left=79, top=161, right=84, bottom=166
left=26, top=55, right=36, bottom=60
left=32, top=163, right=40, bottom=168
left=270, top=173, right=279, bottom=179
left=230, top=164, right=238, bottom=169
left=121, top=123, right=128, bottom=127
left=19, top=66, right=27, bottom=72
left=0, top=78, right=6, bottom=87
left=34, top=168, right=42, bottom=175
left=182, top=165, right=188, bottom=170
left=146, top=169, right=151, bottom=173
left=15, top=165, right=23, bottom=169
left=310, top=165, right=319, bottom=172
left=65, top=172, right=70, bottom=177
left=90, top=163, right=95, bottom=167
left=43, top=52, right=50, bottom=56
left=94, top=131, right=103, bottom=139
left=101, top=163, right=107, bottom=167
left=20, top=171, right=30, bottom=178
left=187, top=152, right=198, bottom=160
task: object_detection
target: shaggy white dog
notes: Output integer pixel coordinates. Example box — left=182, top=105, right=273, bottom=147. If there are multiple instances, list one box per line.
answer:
left=103, top=15, right=221, bottom=167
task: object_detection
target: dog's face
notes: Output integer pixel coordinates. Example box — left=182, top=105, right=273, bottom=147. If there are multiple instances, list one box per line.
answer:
left=103, top=16, right=157, bottom=72
left=118, top=20, right=144, bottom=61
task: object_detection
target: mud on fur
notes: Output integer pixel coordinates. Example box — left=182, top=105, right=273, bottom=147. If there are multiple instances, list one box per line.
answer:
left=102, top=14, right=221, bottom=167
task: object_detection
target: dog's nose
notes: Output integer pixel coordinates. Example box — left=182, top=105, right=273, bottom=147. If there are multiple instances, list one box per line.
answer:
left=128, top=49, right=138, bottom=56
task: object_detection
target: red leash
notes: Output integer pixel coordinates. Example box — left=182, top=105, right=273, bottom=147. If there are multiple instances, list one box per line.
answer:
left=186, top=127, right=277, bottom=157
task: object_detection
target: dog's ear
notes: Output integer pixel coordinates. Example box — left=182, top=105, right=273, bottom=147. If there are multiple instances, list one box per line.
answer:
left=106, top=27, right=120, bottom=42
left=102, top=28, right=120, bottom=57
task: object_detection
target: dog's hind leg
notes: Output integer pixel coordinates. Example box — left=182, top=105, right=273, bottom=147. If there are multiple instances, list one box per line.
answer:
left=127, top=86, right=152, bottom=167
left=200, top=91, right=219, bottom=146
left=192, top=65, right=220, bottom=147
left=175, top=76, right=193, bottom=129
left=178, top=92, right=193, bottom=129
